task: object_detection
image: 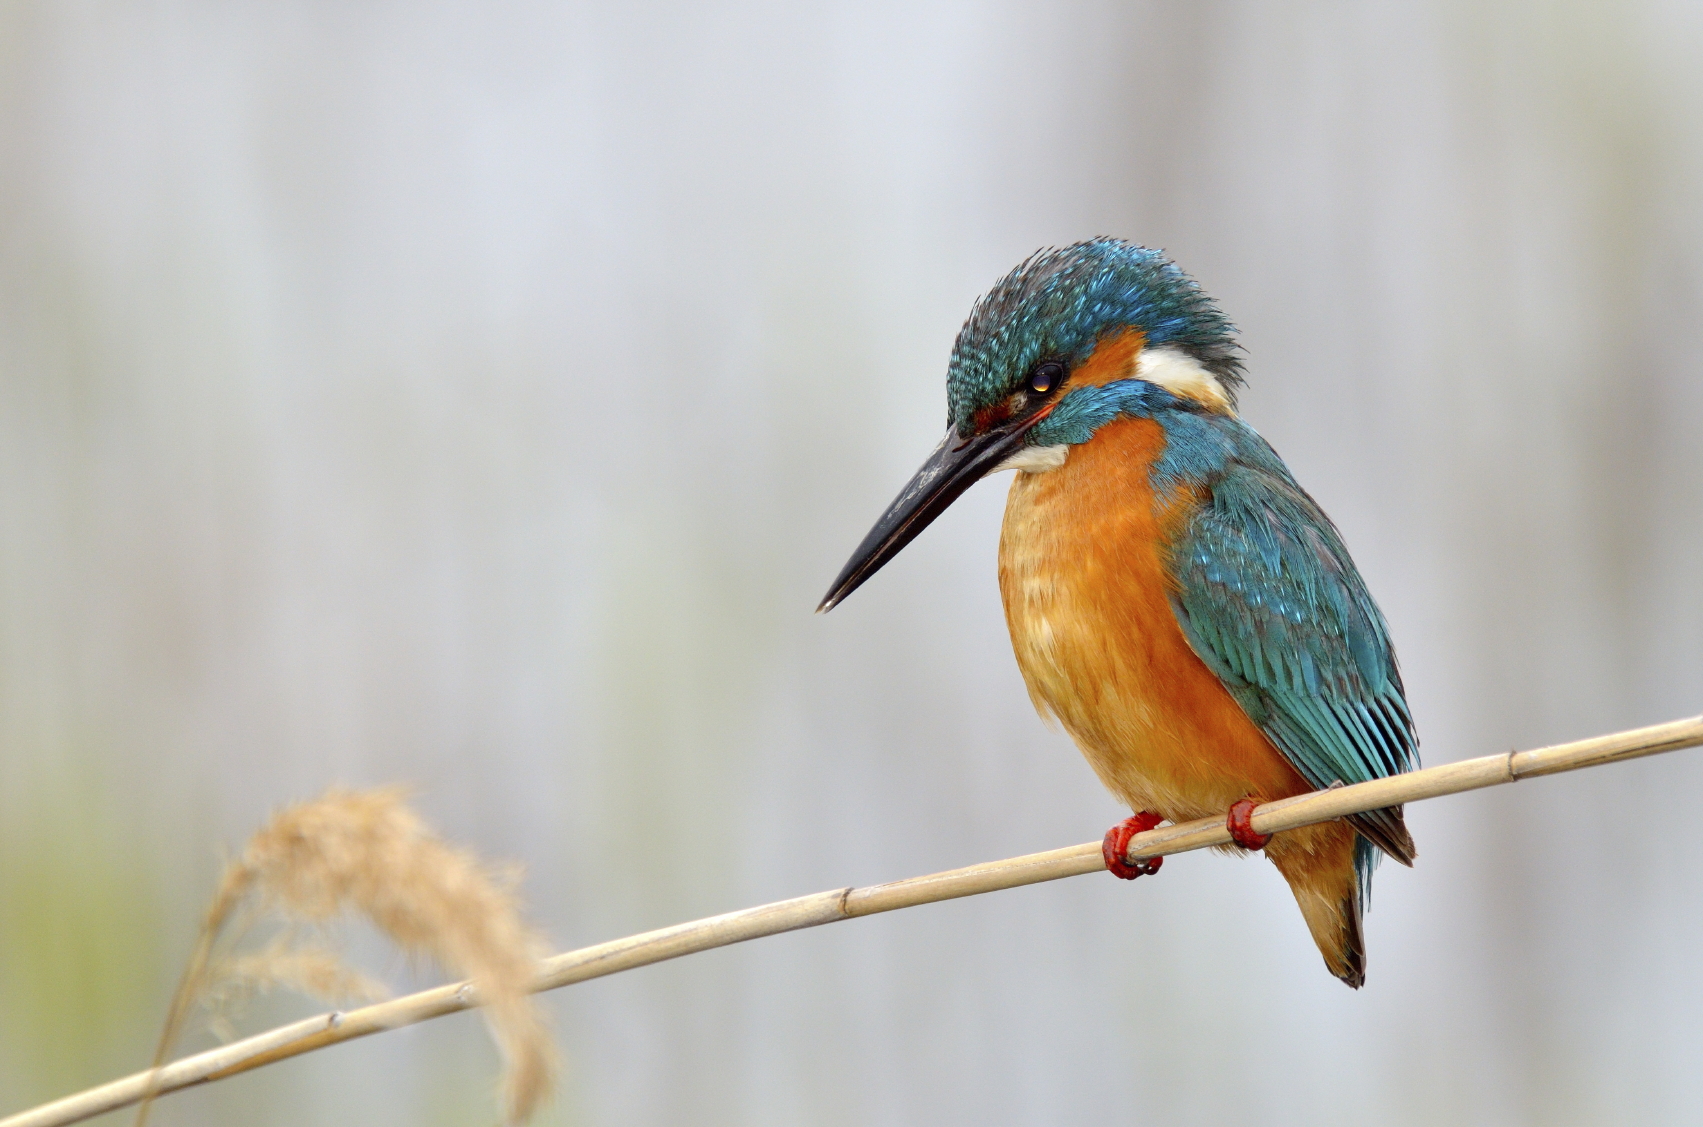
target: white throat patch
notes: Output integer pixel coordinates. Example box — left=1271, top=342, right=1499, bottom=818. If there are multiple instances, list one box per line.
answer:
left=1136, top=346, right=1234, bottom=414
left=994, top=444, right=1069, bottom=475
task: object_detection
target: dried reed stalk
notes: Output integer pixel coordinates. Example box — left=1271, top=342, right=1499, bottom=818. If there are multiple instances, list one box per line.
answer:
left=6, top=714, right=1701, bottom=1127
left=137, top=788, right=556, bottom=1127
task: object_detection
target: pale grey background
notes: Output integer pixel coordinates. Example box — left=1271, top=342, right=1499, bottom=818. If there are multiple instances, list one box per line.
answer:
left=2, top=3, right=1701, bottom=1125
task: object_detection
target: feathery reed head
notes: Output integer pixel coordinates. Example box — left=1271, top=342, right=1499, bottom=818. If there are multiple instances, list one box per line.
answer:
left=150, top=787, right=556, bottom=1125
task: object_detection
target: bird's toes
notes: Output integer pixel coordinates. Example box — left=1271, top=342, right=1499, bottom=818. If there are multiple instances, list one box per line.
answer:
left=1226, top=797, right=1271, bottom=851
left=1102, top=812, right=1165, bottom=879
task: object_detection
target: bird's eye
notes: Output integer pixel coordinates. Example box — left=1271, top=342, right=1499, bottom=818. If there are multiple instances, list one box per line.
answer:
left=1027, top=361, right=1065, bottom=395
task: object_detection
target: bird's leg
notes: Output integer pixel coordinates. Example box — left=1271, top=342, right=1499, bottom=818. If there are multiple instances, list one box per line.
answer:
left=1102, top=811, right=1165, bottom=879
left=1227, top=797, right=1271, bottom=851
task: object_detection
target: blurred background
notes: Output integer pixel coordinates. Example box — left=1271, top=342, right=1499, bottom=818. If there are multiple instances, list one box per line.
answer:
left=2, top=3, right=1701, bottom=1125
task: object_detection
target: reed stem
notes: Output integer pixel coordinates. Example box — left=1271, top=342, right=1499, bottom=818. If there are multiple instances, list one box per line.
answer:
left=6, top=714, right=1701, bottom=1127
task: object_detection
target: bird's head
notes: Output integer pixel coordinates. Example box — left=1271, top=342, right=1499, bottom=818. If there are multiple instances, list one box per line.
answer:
left=819, top=238, right=1243, bottom=611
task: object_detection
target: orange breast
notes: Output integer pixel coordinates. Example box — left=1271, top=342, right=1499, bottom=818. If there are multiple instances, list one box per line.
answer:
left=997, top=416, right=1311, bottom=821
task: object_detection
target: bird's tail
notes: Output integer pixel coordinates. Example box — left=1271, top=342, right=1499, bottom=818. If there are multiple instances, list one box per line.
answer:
left=1267, top=820, right=1369, bottom=988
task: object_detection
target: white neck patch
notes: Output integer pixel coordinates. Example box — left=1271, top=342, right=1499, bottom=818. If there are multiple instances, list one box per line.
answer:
left=985, top=345, right=1230, bottom=477
left=1135, top=346, right=1234, bottom=414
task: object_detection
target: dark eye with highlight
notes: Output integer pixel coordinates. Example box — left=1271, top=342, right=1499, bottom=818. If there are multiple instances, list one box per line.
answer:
left=1027, top=361, right=1065, bottom=396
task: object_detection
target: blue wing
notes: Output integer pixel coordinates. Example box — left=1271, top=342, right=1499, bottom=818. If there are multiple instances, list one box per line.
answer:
left=1164, top=425, right=1418, bottom=871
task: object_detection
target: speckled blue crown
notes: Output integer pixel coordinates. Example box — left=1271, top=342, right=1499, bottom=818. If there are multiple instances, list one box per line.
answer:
left=946, top=238, right=1244, bottom=429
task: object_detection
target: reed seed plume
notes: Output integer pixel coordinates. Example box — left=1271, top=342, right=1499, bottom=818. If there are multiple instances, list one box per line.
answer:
left=144, top=787, right=557, bottom=1125
left=200, top=938, right=391, bottom=1040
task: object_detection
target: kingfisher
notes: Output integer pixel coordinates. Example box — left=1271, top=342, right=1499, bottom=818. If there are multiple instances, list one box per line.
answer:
left=818, top=238, right=1417, bottom=988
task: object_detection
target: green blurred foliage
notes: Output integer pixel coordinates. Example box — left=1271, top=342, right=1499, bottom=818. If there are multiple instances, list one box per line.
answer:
left=0, top=767, right=163, bottom=1108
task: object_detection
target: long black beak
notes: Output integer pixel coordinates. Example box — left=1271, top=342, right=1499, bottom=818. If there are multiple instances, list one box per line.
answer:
left=817, top=420, right=1038, bottom=612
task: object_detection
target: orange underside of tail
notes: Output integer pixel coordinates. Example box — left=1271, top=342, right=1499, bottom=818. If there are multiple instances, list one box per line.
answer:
left=999, top=414, right=1365, bottom=983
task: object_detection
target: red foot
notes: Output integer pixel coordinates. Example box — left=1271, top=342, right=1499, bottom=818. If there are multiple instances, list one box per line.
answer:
left=1227, top=798, right=1270, bottom=851
left=1103, top=812, right=1165, bottom=879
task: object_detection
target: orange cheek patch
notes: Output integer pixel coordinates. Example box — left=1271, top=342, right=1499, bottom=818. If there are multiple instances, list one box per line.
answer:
left=1065, top=327, right=1145, bottom=390
left=971, top=400, right=1014, bottom=434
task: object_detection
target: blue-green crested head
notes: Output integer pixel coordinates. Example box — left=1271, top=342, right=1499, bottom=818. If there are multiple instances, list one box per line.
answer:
left=946, top=238, right=1243, bottom=432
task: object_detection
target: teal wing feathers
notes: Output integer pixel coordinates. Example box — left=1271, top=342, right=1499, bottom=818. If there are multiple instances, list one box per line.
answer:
left=1163, top=431, right=1418, bottom=873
